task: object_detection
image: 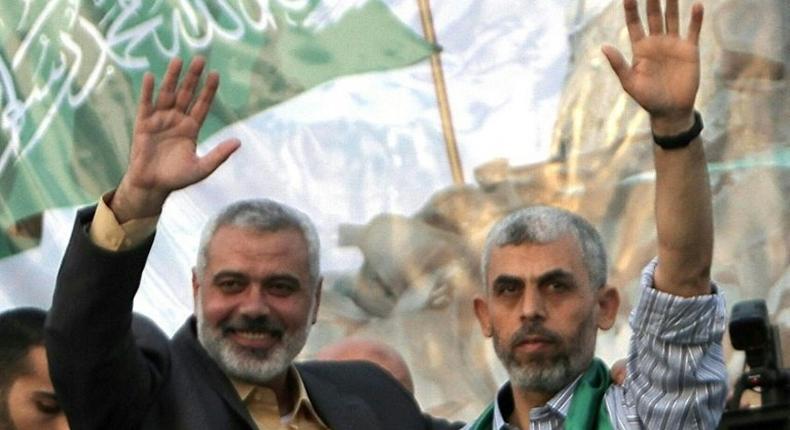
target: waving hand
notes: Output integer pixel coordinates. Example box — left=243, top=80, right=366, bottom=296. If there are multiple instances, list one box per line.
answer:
left=602, top=0, right=703, bottom=134
left=113, top=57, right=241, bottom=222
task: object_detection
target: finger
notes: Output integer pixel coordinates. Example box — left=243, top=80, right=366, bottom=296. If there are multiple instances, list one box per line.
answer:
left=665, top=0, right=679, bottom=35
left=137, top=73, right=155, bottom=119
left=686, top=2, right=704, bottom=45
left=174, top=56, right=206, bottom=112
left=623, top=0, right=645, bottom=43
left=611, top=359, right=627, bottom=385
left=646, top=0, right=664, bottom=35
left=189, top=71, right=219, bottom=126
left=196, top=138, right=241, bottom=179
left=155, top=57, right=183, bottom=110
left=602, top=45, right=632, bottom=87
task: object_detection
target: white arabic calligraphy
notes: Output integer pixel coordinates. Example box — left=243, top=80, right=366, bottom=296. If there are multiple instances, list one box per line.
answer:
left=0, top=0, right=316, bottom=177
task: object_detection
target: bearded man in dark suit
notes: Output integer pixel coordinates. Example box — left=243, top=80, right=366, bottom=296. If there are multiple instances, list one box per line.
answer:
left=46, top=57, right=460, bottom=430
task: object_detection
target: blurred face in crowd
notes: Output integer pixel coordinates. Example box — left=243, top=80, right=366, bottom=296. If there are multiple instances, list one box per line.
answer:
left=5, top=346, right=69, bottom=430
left=194, top=225, right=321, bottom=385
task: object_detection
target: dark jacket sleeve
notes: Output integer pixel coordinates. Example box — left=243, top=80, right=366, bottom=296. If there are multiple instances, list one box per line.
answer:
left=45, top=206, right=170, bottom=429
left=299, top=360, right=465, bottom=430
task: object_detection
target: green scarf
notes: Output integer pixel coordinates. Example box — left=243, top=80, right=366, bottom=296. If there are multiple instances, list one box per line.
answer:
left=467, top=358, right=614, bottom=430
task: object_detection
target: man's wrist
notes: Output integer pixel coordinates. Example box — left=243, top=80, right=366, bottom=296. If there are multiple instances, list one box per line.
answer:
left=651, top=111, right=702, bottom=150
left=650, top=110, right=695, bottom=137
left=111, top=180, right=168, bottom=224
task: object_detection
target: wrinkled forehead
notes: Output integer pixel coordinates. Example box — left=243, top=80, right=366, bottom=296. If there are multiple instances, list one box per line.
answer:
left=487, top=234, right=589, bottom=282
left=205, top=226, right=310, bottom=267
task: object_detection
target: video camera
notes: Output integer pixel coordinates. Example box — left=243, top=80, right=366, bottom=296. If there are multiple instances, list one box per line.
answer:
left=718, top=299, right=790, bottom=429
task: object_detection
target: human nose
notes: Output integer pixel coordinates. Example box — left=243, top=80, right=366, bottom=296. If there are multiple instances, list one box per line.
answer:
left=237, top=285, right=271, bottom=316
left=520, top=286, right=547, bottom=322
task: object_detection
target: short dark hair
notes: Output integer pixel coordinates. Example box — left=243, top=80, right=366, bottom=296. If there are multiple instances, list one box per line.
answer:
left=0, top=307, right=47, bottom=425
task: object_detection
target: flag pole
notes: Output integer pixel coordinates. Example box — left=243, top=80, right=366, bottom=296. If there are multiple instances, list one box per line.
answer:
left=416, top=0, right=464, bottom=185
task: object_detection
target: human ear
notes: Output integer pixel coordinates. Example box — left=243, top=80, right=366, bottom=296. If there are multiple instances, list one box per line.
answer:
left=311, top=277, right=323, bottom=325
left=191, top=269, right=200, bottom=300
left=473, top=295, right=493, bottom=337
left=596, top=286, right=620, bottom=330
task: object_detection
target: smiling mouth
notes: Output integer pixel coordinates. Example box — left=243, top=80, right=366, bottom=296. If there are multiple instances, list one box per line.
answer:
left=228, top=329, right=280, bottom=349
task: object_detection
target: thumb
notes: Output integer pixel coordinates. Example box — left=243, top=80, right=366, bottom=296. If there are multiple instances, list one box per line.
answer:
left=196, top=138, right=241, bottom=179
left=601, top=45, right=631, bottom=87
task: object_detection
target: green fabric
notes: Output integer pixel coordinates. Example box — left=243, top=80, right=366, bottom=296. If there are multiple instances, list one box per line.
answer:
left=564, top=358, right=614, bottom=430
left=467, top=402, right=494, bottom=430
left=467, top=358, right=614, bottom=430
left=0, top=0, right=434, bottom=257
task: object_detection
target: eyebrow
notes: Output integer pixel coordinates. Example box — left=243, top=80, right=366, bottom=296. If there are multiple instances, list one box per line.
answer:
left=263, top=274, right=301, bottom=285
left=491, top=274, right=524, bottom=286
left=212, top=271, right=301, bottom=285
left=490, top=269, right=577, bottom=288
left=535, top=268, right=577, bottom=286
left=212, top=270, right=246, bottom=280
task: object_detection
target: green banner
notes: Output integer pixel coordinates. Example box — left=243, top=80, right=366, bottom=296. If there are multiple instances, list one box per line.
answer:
left=0, top=0, right=434, bottom=257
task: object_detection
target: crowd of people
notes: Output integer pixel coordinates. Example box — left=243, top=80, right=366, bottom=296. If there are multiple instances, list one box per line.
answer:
left=1, top=0, right=731, bottom=428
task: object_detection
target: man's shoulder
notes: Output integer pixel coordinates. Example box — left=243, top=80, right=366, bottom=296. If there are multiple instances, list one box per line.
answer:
left=297, top=360, right=430, bottom=429
left=297, top=359, right=400, bottom=385
left=296, top=359, right=417, bottom=405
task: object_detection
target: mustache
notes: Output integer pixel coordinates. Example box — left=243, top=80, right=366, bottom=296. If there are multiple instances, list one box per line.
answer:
left=221, top=316, right=285, bottom=338
left=509, top=322, right=562, bottom=348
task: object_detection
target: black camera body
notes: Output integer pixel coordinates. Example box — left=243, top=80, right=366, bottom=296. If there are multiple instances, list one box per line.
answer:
left=719, top=299, right=790, bottom=429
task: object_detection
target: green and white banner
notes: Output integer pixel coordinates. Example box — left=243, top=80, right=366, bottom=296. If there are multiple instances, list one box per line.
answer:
left=0, top=0, right=433, bottom=255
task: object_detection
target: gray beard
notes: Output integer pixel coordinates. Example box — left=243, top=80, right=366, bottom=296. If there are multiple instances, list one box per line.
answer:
left=503, top=348, right=590, bottom=394
left=493, top=320, right=596, bottom=395
left=195, top=305, right=310, bottom=385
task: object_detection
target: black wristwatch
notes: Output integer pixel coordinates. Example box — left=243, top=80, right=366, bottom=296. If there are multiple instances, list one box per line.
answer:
left=652, top=110, right=703, bottom=150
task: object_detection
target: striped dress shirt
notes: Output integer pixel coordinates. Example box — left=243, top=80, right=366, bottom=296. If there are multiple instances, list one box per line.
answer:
left=472, top=259, right=728, bottom=430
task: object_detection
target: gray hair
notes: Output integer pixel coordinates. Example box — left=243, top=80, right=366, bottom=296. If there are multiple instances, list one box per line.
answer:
left=481, top=206, right=607, bottom=290
left=196, top=199, right=321, bottom=285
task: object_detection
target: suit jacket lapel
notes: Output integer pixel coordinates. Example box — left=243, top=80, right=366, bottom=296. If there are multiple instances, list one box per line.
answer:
left=299, top=366, right=380, bottom=430
left=173, top=318, right=258, bottom=429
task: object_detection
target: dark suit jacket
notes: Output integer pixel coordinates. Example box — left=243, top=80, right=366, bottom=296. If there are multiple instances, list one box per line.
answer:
left=46, top=207, right=461, bottom=430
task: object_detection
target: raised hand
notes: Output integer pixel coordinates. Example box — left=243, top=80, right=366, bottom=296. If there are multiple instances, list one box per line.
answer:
left=113, top=57, right=240, bottom=222
left=602, top=0, right=703, bottom=135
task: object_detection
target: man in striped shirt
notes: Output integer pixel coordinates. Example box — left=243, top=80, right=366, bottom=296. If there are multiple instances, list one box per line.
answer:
left=465, top=0, right=727, bottom=429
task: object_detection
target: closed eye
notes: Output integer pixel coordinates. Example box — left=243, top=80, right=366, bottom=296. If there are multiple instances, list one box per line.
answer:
left=33, top=392, right=61, bottom=414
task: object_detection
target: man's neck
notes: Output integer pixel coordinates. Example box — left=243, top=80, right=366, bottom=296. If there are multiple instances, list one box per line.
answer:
left=507, top=387, right=554, bottom=429
left=233, top=369, right=295, bottom=416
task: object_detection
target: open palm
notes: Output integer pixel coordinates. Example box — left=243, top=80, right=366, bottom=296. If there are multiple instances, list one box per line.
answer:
left=114, top=57, right=240, bottom=221
left=603, top=0, right=703, bottom=123
left=127, top=57, right=238, bottom=193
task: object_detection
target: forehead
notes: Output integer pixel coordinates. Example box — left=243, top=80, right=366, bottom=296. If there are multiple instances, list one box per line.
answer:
left=204, top=225, right=309, bottom=272
left=11, top=345, right=51, bottom=386
left=487, top=234, right=589, bottom=284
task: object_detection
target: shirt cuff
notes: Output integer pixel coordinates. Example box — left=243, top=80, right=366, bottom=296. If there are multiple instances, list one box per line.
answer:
left=89, top=191, right=159, bottom=251
left=629, top=258, right=727, bottom=345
